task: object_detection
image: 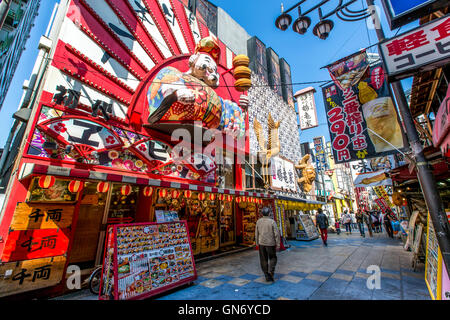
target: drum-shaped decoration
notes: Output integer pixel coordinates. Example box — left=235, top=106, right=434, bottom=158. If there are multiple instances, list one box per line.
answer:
left=159, top=188, right=168, bottom=199
left=143, top=186, right=154, bottom=197
left=97, top=181, right=110, bottom=193
left=38, top=175, right=56, bottom=189
left=68, top=180, right=83, bottom=193
left=198, top=192, right=206, bottom=201
left=171, top=189, right=181, bottom=199
left=208, top=193, right=216, bottom=201
left=184, top=190, right=192, bottom=199
left=121, top=184, right=132, bottom=196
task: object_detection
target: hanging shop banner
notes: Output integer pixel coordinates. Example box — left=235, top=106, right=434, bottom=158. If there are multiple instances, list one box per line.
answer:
left=323, top=62, right=406, bottom=163
left=325, top=50, right=369, bottom=91
left=380, top=0, right=449, bottom=30
left=296, top=87, right=319, bottom=130
left=9, top=203, right=75, bottom=230
left=432, top=84, right=450, bottom=158
left=1, top=228, right=71, bottom=262
left=379, top=14, right=450, bottom=81
left=373, top=186, right=394, bottom=208
left=270, top=157, right=297, bottom=192
left=313, top=136, right=328, bottom=171
left=354, top=170, right=392, bottom=188
left=99, top=221, right=197, bottom=300
left=374, top=198, right=397, bottom=221
left=0, top=256, right=66, bottom=298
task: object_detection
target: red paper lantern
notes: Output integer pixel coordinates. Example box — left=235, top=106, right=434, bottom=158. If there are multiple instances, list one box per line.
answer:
left=121, top=184, right=132, bottom=196
left=198, top=192, right=206, bottom=201
left=159, top=189, right=168, bottom=198
left=97, top=181, right=110, bottom=193
left=235, top=196, right=241, bottom=203
left=68, top=180, right=83, bottom=193
left=218, top=194, right=224, bottom=201
left=227, top=195, right=233, bottom=202
left=184, top=190, right=192, bottom=198
left=172, top=189, right=181, bottom=198
left=143, top=186, right=154, bottom=197
left=38, top=175, right=56, bottom=189
left=208, top=193, right=216, bottom=201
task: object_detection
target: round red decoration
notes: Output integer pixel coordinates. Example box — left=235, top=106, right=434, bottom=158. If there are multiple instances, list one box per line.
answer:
left=38, top=175, right=56, bottom=189
left=143, top=186, right=154, bottom=197
left=97, top=181, right=110, bottom=193
left=208, top=193, right=216, bottom=201
left=121, top=184, right=132, bottom=196
left=184, top=190, right=192, bottom=198
left=171, top=189, right=181, bottom=198
left=159, top=189, right=168, bottom=198
left=68, top=180, right=83, bottom=193
left=198, top=192, right=206, bottom=201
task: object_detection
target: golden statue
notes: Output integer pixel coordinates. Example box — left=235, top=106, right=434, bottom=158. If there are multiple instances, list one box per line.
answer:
left=253, top=113, right=281, bottom=189
left=295, top=154, right=316, bottom=193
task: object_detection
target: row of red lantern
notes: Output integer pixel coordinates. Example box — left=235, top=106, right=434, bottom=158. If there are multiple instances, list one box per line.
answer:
left=37, top=176, right=267, bottom=203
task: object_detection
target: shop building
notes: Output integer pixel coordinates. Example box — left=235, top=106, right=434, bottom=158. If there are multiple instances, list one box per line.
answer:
left=0, top=0, right=322, bottom=299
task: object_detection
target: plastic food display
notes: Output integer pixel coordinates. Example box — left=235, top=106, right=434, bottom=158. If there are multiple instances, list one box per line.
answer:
left=99, top=221, right=196, bottom=300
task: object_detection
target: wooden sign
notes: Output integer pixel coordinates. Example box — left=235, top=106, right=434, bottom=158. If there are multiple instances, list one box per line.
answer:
left=0, top=255, right=66, bottom=298
left=10, top=203, right=75, bottom=231
left=1, top=228, right=71, bottom=262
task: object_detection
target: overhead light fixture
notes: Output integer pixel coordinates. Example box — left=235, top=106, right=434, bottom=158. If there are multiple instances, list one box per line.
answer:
left=293, top=7, right=311, bottom=35
left=313, top=8, right=334, bottom=40
left=275, top=3, right=292, bottom=31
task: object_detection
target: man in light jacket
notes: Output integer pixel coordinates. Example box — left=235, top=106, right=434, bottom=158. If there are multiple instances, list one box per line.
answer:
left=255, top=207, right=280, bottom=282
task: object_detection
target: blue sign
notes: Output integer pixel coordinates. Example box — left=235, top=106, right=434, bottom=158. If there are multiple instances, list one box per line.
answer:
left=381, top=0, right=449, bottom=29
left=387, top=0, right=434, bottom=17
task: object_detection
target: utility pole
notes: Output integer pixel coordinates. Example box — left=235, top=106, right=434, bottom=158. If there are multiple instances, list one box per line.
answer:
left=366, top=0, right=450, bottom=276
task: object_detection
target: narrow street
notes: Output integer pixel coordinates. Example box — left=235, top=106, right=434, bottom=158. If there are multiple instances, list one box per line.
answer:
left=53, top=230, right=430, bottom=301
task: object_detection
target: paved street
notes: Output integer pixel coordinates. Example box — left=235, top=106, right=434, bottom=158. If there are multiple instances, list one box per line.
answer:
left=52, top=229, right=430, bottom=301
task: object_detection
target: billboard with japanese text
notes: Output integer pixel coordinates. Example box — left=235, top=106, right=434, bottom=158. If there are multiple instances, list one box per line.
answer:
left=322, top=62, right=407, bottom=164
left=379, top=14, right=450, bottom=81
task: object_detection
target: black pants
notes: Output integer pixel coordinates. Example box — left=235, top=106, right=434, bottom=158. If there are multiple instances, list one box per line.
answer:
left=258, top=245, right=277, bottom=277
left=384, top=221, right=394, bottom=238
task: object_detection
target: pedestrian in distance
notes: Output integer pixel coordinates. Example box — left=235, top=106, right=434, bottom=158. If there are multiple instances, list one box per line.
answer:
left=383, top=212, right=394, bottom=238
left=335, top=219, right=341, bottom=235
left=342, top=210, right=352, bottom=235
left=363, top=210, right=373, bottom=237
left=255, top=207, right=280, bottom=282
left=315, top=208, right=330, bottom=246
left=356, top=210, right=365, bottom=238
left=350, top=211, right=357, bottom=229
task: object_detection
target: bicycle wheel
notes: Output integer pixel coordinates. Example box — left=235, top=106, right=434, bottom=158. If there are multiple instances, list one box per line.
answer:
left=89, top=267, right=102, bottom=295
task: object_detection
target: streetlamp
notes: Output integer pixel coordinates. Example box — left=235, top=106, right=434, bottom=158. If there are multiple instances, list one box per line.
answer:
left=275, top=0, right=372, bottom=39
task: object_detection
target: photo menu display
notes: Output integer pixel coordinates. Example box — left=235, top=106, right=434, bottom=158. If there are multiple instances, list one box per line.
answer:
left=100, top=221, right=196, bottom=300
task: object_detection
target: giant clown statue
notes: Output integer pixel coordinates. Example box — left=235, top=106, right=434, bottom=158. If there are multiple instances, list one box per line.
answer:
left=143, top=36, right=248, bottom=139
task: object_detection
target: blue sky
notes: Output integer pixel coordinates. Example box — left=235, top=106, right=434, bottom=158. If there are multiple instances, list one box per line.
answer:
left=0, top=0, right=418, bottom=146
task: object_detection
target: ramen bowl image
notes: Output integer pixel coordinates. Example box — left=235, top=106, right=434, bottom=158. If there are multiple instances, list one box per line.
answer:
left=362, top=97, right=403, bottom=153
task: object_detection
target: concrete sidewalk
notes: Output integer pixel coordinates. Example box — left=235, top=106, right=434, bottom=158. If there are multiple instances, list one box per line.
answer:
left=52, top=231, right=431, bottom=300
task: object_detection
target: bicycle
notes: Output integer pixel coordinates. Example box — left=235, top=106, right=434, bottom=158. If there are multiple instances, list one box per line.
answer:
left=88, top=265, right=103, bottom=295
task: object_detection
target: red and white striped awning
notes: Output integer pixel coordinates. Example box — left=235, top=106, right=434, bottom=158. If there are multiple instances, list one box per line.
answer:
left=19, top=162, right=275, bottom=199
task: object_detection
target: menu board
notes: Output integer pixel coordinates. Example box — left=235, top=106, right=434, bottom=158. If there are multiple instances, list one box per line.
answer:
left=425, top=213, right=439, bottom=300
left=297, top=215, right=319, bottom=241
left=99, top=221, right=197, bottom=300
left=242, top=203, right=257, bottom=245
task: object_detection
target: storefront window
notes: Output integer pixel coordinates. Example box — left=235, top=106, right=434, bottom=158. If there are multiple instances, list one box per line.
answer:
left=219, top=200, right=235, bottom=246
left=219, top=152, right=235, bottom=189
left=28, top=177, right=79, bottom=203
left=107, top=184, right=139, bottom=224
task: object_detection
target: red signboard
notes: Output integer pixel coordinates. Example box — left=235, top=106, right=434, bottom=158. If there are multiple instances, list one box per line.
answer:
left=433, top=84, right=450, bottom=158
left=1, top=228, right=71, bottom=262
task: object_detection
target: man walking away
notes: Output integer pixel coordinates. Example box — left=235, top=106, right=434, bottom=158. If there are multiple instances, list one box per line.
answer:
left=342, top=210, right=352, bottom=235
left=363, top=210, right=373, bottom=237
left=255, top=207, right=280, bottom=282
left=356, top=210, right=365, bottom=237
left=316, top=208, right=329, bottom=246
left=383, top=212, right=394, bottom=238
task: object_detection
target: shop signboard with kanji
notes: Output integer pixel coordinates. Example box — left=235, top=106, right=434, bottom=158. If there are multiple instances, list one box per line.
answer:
left=296, top=87, right=319, bottom=130
left=99, top=221, right=197, bottom=300
left=270, top=157, right=297, bottom=192
left=379, top=15, right=450, bottom=81
left=322, top=61, right=406, bottom=163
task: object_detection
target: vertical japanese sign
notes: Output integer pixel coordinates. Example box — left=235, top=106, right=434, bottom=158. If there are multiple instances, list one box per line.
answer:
left=313, top=136, right=328, bottom=171
left=322, top=62, right=406, bottom=163
left=296, top=87, right=319, bottom=130
left=379, top=15, right=450, bottom=81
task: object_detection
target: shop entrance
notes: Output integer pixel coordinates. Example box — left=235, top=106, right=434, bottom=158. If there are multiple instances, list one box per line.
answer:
left=68, top=182, right=107, bottom=269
